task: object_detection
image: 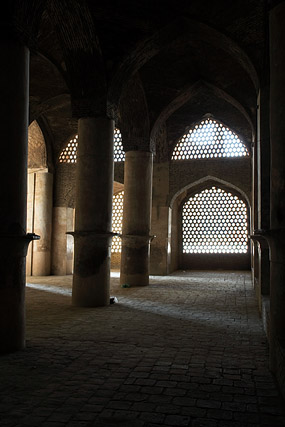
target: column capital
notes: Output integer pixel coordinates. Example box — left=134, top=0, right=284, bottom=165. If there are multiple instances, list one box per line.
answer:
left=0, top=233, right=39, bottom=258
left=71, top=98, right=117, bottom=121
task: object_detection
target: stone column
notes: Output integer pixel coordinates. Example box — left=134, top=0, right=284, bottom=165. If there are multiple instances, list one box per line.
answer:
left=0, top=39, right=33, bottom=353
left=268, top=0, right=285, bottom=396
left=32, top=171, right=53, bottom=275
left=51, top=207, right=68, bottom=275
left=251, top=142, right=260, bottom=296
left=26, top=171, right=35, bottom=275
left=120, top=151, right=153, bottom=286
left=257, top=88, right=271, bottom=298
left=52, top=207, right=75, bottom=275
left=150, top=162, right=170, bottom=275
left=72, top=117, right=114, bottom=307
left=66, top=208, right=75, bottom=274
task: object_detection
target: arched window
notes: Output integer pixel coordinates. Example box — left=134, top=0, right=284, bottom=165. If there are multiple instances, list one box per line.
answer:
left=111, top=191, right=124, bottom=253
left=182, top=186, right=248, bottom=254
left=59, top=128, right=125, bottom=163
left=172, top=118, right=249, bottom=160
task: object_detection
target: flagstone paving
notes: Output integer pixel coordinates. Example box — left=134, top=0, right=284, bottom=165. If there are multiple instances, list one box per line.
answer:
left=0, top=271, right=284, bottom=427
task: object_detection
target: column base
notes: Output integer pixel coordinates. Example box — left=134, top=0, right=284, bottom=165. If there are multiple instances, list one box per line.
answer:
left=120, top=235, right=151, bottom=287
left=120, top=272, right=149, bottom=287
left=72, top=232, right=113, bottom=307
left=0, top=233, right=38, bottom=353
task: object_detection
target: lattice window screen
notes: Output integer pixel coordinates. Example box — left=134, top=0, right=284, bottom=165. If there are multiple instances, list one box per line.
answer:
left=172, top=119, right=249, bottom=160
left=113, top=128, right=125, bottom=162
left=59, top=128, right=125, bottom=163
left=59, top=135, right=78, bottom=163
left=111, top=191, right=124, bottom=253
left=182, top=186, right=248, bottom=254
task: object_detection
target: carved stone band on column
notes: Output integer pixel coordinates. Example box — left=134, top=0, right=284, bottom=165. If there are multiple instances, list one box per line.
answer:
left=250, top=229, right=270, bottom=250
left=250, top=228, right=285, bottom=263
left=0, top=233, right=40, bottom=258
left=67, top=230, right=119, bottom=240
left=120, top=234, right=155, bottom=247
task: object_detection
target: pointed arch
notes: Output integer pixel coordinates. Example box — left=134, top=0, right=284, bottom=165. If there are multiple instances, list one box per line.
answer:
left=170, top=175, right=251, bottom=209
left=28, top=120, right=47, bottom=169
left=171, top=117, right=249, bottom=161
left=108, top=17, right=259, bottom=112
left=151, top=81, right=255, bottom=149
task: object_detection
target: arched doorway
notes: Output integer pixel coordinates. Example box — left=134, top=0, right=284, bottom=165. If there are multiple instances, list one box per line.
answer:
left=27, top=120, right=53, bottom=276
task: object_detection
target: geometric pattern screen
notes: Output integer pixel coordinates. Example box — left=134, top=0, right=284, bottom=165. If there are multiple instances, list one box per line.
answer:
left=59, top=128, right=125, bottom=163
left=113, top=128, right=125, bottom=162
left=59, top=135, right=78, bottom=163
left=172, top=118, right=249, bottom=160
left=111, top=191, right=124, bottom=253
left=182, top=186, right=248, bottom=254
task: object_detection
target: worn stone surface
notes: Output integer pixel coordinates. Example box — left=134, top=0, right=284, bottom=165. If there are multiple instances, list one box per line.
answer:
left=1, top=271, right=284, bottom=426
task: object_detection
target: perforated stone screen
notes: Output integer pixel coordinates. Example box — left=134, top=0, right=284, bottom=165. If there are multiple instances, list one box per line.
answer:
left=111, top=191, right=124, bottom=253
left=113, top=128, right=125, bottom=162
left=59, top=135, right=78, bottom=163
left=182, top=187, right=248, bottom=254
left=59, top=128, right=125, bottom=163
left=172, top=119, right=249, bottom=160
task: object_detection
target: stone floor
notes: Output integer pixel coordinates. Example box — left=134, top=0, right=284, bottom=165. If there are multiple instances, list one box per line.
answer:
left=1, top=271, right=285, bottom=427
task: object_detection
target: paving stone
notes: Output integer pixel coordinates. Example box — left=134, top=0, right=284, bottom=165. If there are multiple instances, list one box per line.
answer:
left=192, top=418, right=218, bottom=427
left=164, top=388, right=187, bottom=396
left=164, top=414, right=191, bottom=426
left=172, top=397, right=196, bottom=406
left=155, top=404, right=180, bottom=414
left=139, top=411, right=166, bottom=423
left=222, top=402, right=246, bottom=412
left=197, top=399, right=222, bottom=409
left=206, top=408, right=233, bottom=420
left=141, top=386, right=164, bottom=395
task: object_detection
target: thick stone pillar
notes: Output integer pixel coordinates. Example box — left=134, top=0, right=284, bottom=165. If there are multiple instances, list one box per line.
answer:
left=257, top=88, right=271, bottom=297
left=120, top=151, right=153, bottom=286
left=66, top=208, right=75, bottom=274
left=51, top=207, right=75, bottom=275
left=268, top=0, right=285, bottom=397
left=72, top=117, right=114, bottom=306
left=32, top=172, right=53, bottom=275
left=150, top=163, right=171, bottom=275
left=251, top=141, right=260, bottom=290
left=26, top=171, right=35, bottom=275
left=0, top=39, right=32, bottom=353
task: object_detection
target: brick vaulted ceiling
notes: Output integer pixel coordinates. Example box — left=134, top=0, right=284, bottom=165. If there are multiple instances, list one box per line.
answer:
left=16, top=0, right=267, bottom=163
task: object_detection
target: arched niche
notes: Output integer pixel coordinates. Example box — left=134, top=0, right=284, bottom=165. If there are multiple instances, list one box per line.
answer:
left=170, top=176, right=251, bottom=271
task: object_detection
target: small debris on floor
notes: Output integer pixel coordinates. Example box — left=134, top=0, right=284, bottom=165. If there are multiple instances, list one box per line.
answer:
left=121, top=283, right=130, bottom=288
